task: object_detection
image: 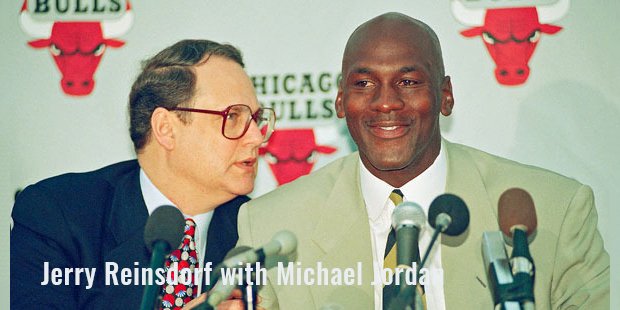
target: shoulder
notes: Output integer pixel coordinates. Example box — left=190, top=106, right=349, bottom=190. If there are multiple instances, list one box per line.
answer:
left=17, top=160, right=139, bottom=196
left=446, top=141, right=589, bottom=233
left=31, top=160, right=139, bottom=191
left=447, top=141, right=583, bottom=193
left=239, top=153, right=358, bottom=238
left=249, top=153, right=357, bottom=209
left=12, top=160, right=140, bottom=226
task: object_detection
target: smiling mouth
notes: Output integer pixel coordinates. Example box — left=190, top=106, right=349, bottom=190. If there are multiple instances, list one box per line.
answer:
left=367, top=122, right=410, bottom=138
left=379, top=126, right=398, bottom=131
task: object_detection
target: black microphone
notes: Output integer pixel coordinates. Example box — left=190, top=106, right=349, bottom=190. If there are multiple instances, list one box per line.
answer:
left=139, top=205, right=185, bottom=310
left=498, top=188, right=537, bottom=310
left=428, top=193, right=470, bottom=236
left=420, top=193, right=470, bottom=268
left=482, top=231, right=522, bottom=310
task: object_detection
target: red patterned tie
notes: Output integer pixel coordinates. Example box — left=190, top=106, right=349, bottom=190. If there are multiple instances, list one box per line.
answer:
left=160, top=218, right=199, bottom=310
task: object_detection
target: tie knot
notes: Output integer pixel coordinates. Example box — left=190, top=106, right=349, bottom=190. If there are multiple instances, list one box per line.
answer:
left=184, top=218, right=196, bottom=238
left=389, top=189, right=404, bottom=206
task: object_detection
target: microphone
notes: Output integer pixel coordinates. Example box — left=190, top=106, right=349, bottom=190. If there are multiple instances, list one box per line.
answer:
left=218, top=230, right=297, bottom=274
left=205, top=230, right=298, bottom=306
left=388, top=202, right=425, bottom=310
left=482, top=231, right=522, bottom=310
left=204, top=246, right=254, bottom=309
left=390, top=194, right=470, bottom=310
left=498, top=188, right=537, bottom=309
left=203, top=231, right=297, bottom=309
left=420, top=193, right=470, bottom=269
left=428, top=193, right=470, bottom=236
left=391, top=201, right=426, bottom=269
left=139, top=205, right=185, bottom=310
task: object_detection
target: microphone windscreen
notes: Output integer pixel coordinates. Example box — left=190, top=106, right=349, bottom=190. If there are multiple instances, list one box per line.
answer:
left=498, top=188, right=537, bottom=237
left=143, top=205, right=185, bottom=253
left=391, top=201, right=426, bottom=229
left=272, top=230, right=298, bottom=256
left=428, top=193, right=470, bottom=236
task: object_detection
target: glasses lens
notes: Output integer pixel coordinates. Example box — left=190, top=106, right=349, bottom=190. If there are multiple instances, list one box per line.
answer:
left=223, top=105, right=252, bottom=139
left=257, top=108, right=275, bottom=142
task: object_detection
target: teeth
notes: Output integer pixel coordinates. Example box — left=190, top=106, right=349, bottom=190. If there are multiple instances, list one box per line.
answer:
left=380, top=126, right=398, bottom=131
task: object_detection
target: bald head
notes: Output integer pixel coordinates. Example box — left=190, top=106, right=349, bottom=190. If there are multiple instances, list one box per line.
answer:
left=342, top=12, right=445, bottom=83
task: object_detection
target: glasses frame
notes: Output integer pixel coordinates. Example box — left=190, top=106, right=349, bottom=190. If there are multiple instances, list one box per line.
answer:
left=166, top=104, right=275, bottom=141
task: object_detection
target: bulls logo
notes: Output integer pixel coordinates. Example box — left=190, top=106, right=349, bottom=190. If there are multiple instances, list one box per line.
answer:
left=19, top=0, right=133, bottom=96
left=452, top=0, right=568, bottom=86
left=259, top=128, right=337, bottom=185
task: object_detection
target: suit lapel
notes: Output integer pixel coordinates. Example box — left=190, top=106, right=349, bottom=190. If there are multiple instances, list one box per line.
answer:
left=309, top=154, right=375, bottom=307
left=105, top=168, right=149, bottom=251
left=101, top=165, right=151, bottom=308
left=441, top=141, right=498, bottom=309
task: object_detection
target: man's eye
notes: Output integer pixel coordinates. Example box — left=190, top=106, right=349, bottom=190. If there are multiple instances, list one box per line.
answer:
left=400, top=79, right=419, bottom=86
left=354, top=80, right=372, bottom=87
left=227, top=112, right=240, bottom=121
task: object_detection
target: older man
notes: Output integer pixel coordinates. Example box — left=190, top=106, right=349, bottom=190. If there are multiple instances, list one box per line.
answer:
left=237, top=13, right=609, bottom=309
left=11, top=39, right=275, bottom=309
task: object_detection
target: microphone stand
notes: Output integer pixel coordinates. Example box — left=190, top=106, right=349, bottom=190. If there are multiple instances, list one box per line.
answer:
left=235, top=262, right=259, bottom=310
left=139, top=241, right=170, bottom=310
left=388, top=227, right=430, bottom=310
left=510, top=228, right=535, bottom=310
left=241, top=271, right=258, bottom=310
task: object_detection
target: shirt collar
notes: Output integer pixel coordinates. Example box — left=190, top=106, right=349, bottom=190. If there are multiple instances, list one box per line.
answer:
left=140, top=169, right=175, bottom=216
left=139, top=169, right=214, bottom=222
left=360, top=139, right=448, bottom=221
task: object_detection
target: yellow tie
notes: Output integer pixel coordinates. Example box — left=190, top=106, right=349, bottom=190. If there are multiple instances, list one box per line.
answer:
left=383, top=190, right=403, bottom=269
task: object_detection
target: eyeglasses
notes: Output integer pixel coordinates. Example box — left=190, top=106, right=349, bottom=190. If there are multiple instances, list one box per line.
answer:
left=167, top=104, right=275, bottom=142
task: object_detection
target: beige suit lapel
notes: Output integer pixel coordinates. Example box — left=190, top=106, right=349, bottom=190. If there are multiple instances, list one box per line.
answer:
left=309, top=153, right=375, bottom=308
left=441, top=141, right=498, bottom=309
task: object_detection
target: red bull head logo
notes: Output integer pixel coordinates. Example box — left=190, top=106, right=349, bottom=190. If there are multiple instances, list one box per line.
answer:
left=452, top=0, right=568, bottom=86
left=259, top=129, right=337, bottom=185
left=19, top=0, right=133, bottom=96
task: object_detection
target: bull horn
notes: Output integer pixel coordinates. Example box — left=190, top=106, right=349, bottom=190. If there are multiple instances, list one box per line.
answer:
left=19, top=0, right=52, bottom=38
left=450, top=0, right=485, bottom=26
left=538, top=0, right=570, bottom=23
left=102, top=0, right=133, bottom=38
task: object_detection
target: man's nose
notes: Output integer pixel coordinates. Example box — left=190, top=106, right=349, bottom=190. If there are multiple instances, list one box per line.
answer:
left=243, top=120, right=265, bottom=146
left=371, top=85, right=404, bottom=113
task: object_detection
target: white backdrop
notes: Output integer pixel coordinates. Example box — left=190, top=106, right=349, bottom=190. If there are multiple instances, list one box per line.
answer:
left=2, top=0, right=618, bottom=307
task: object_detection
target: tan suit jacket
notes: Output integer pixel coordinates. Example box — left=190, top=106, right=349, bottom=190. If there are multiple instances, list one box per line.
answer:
left=237, top=141, right=609, bottom=309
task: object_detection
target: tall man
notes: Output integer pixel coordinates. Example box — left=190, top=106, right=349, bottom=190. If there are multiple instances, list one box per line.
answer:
left=237, top=13, right=609, bottom=309
left=11, top=39, right=275, bottom=309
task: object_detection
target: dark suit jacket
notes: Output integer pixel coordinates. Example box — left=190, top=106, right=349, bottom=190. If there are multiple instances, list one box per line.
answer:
left=10, top=160, right=248, bottom=309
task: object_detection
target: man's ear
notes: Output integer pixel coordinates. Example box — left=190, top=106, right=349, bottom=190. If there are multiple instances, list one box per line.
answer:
left=440, top=76, right=454, bottom=116
left=150, top=107, right=176, bottom=151
left=335, top=87, right=346, bottom=118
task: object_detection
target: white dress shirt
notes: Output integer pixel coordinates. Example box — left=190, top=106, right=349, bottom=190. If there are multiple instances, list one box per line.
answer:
left=360, top=141, right=448, bottom=310
left=140, top=169, right=213, bottom=295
